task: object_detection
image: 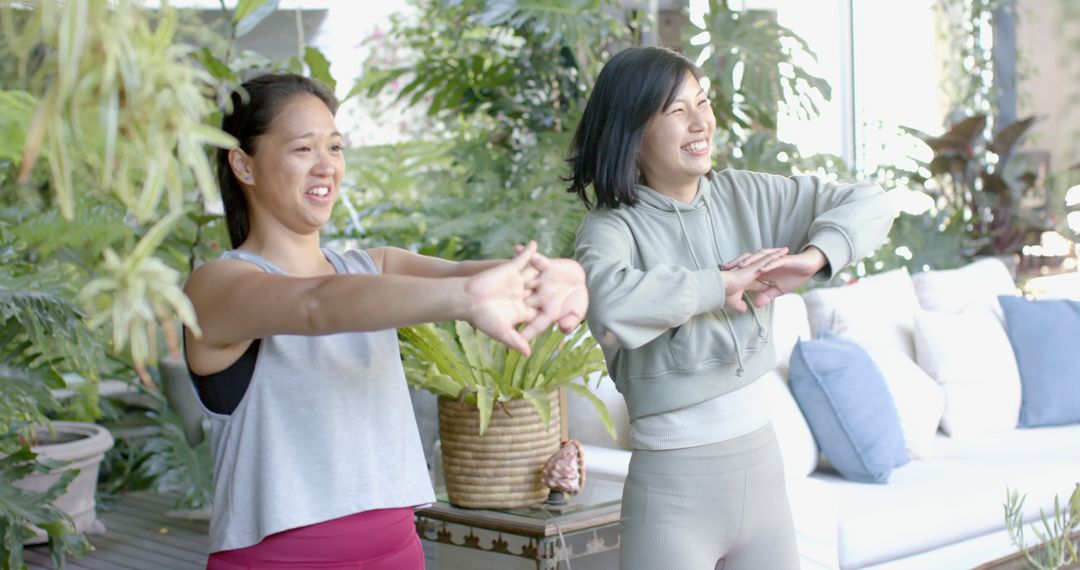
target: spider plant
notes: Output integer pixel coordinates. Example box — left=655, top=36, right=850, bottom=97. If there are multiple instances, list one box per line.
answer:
left=399, top=322, right=614, bottom=438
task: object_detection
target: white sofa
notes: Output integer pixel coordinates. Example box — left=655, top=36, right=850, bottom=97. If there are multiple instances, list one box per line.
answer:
left=568, top=259, right=1080, bottom=569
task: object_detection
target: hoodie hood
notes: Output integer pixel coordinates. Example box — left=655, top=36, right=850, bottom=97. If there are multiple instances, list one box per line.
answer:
left=634, top=175, right=713, bottom=213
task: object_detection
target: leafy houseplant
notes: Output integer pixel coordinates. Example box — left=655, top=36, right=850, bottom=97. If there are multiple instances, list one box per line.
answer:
left=0, top=288, right=97, bottom=569
left=342, top=0, right=626, bottom=261
left=399, top=322, right=613, bottom=508
left=400, top=322, right=613, bottom=437
left=1005, top=484, right=1080, bottom=569
left=902, top=114, right=1051, bottom=259
left=686, top=0, right=840, bottom=177
left=0, top=0, right=240, bottom=565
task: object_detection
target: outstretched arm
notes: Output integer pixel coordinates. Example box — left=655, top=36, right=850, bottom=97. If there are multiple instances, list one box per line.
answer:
left=185, top=243, right=542, bottom=374
left=369, top=246, right=510, bottom=278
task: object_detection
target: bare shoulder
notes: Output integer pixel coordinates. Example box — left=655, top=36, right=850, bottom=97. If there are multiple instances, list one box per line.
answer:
left=364, top=246, right=390, bottom=273
left=183, top=257, right=262, bottom=301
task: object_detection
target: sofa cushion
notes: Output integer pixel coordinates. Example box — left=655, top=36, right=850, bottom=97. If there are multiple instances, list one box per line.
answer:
left=858, top=343, right=945, bottom=460
left=803, top=267, right=919, bottom=359
left=787, top=476, right=840, bottom=570
left=816, top=458, right=1080, bottom=568
left=860, top=522, right=1063, bottom=570
left=933, top=423, right=1080, bottom=462
left=910, top=257, right=1019, bottom=320
left=789, top=334, right=908, bottom=483
left=760, top=370, right=819, bottom=478
left=998, top=296, right=1080, bottom=427
left=914, top=307, right=1021, bottom=437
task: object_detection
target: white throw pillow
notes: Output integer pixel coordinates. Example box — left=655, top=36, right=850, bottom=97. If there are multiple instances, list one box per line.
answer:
left=913, top=307, right=1021, bottom=437
left=802, top=267, right=920, bottom=359
left=853, top=340, right=946, bottom=460
left=910, top=258, right=1019, bottom=320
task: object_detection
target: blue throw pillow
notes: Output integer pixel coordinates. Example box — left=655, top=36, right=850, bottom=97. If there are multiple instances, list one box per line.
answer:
left=998, top=296, right=1080, bottom=427
left=789, top=333, right=908, bottom=483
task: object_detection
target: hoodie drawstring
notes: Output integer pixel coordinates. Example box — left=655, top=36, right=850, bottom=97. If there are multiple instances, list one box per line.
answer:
left=674, top=207, right=748, bottom=377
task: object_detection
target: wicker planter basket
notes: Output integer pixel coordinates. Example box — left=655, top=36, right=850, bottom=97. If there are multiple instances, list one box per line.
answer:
left=438, top=392, right=561, bottom=509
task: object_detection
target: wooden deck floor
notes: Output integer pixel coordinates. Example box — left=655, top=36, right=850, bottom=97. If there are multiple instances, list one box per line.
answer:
left=24, top=493, right=210, bottom=570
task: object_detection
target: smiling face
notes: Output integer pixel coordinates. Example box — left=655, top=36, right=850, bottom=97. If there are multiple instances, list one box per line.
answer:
left=230, top=94, right=344, bottom=242
left=637, top=72, right=715, bottom=202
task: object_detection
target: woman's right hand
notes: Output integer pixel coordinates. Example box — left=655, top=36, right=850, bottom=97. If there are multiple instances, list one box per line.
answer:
left=719, top=247, right=788, bottom=312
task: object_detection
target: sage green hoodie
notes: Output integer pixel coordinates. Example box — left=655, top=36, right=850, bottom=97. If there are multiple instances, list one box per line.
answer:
left=575, top=168, right=895, bottom=420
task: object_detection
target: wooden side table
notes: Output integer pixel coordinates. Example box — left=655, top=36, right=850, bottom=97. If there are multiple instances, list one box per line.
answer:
left=415, top=478, right=622, bottom=569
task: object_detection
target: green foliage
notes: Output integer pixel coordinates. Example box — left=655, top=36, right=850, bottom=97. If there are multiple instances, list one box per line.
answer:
left=303, top=47, right=335, bottom=92
left=400, top=323, right=613, bottom=438
left=14, top=1, right=235, bottom=223
left=355, top=0, right=621, bottom=128
left=99, top=392, right=213, bottom=512
left=0, top=286, right=95, bottom=569
left=0, top=90, right=34, bottom=164
left=0, top=448, right=91, bottom=570
left=934, top=0, right=1004, bottom=119
left=0, top=286, right=95, bottom=447
left=0, top=0, right=237, bottom=376
left=1005, top=484, right=1080, bottom=569
left=690, top=0, right=830, bottom=134
left=77, top=211, right=201, bottom=372
left=344, top=0, right=624, bottom=259
left=338, top=131, right=584, bottom=259
left=902, top=114, right=1051, bottom=256
left=688, top=0, right=836, bottom=177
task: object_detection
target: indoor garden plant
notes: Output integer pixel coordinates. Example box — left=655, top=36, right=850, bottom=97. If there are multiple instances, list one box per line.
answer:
left=1005, top=483, right=1080, bottom=570
left=399, top=321, right=614, bottom=508
left=0, top=0, right=238, bottom=566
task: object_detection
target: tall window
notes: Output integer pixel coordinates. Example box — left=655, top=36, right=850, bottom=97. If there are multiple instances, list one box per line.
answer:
left=713, top=0, right=947, bottom=177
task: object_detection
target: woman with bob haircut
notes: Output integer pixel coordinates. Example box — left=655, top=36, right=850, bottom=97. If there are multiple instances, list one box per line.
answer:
left=568, top=46, right=895, bottom=569
left=184, top=72, right=587, bottom=569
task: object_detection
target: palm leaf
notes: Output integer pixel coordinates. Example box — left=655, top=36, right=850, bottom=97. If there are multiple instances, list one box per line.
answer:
left=476, top=384, right=495, bottom=435
left=565, top=381, right=617, bottom=441
left=521, top=386, right=552, bottom=429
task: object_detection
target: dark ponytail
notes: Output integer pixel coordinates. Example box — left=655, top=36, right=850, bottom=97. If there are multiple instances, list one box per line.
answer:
left=217, top=73, right=339, bottom=248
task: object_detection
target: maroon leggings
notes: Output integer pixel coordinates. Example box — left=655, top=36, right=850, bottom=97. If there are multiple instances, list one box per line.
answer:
left=206, top=508, right=424, bottom=570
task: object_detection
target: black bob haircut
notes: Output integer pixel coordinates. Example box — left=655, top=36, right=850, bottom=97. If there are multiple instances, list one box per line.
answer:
left=217, top=73, right=339, bottom=248
left=566, top=46, right=702, bottom=210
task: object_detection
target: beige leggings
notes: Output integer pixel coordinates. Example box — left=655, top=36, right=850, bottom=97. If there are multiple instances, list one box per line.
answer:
left=619, top=424, right=800, bottom=570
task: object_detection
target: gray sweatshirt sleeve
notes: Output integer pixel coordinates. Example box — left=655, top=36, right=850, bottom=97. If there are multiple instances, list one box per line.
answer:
left=727, top=170, right=896, bottom=280
left=575, top=213, right=727, bottom=350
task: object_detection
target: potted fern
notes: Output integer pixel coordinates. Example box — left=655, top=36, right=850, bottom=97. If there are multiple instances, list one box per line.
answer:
left=0, top=286, right=105, bottom=568
left=399, top=322, right=614, bottom=509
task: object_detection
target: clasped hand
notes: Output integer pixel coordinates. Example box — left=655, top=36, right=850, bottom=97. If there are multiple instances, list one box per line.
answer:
left=464, top=242, right=588, bottom=356
left=720, top=246, right=827, bottom=312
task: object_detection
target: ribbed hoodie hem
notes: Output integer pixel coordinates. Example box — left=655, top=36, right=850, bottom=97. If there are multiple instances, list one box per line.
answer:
left=619, top=343, right=778, bottom=421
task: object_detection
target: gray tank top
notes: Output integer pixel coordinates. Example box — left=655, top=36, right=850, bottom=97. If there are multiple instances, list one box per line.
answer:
left=204, top=248, right=434, bottom=552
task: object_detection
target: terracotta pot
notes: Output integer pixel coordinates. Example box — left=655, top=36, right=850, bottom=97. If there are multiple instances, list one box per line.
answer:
left=16, top=421, right=114, bottom=544
left=438, top=392, right=561, bottom=509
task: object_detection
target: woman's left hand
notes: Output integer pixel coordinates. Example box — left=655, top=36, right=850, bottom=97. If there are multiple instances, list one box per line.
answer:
left=724, top=247, right=828, bottom=308
left=514, top=246, right=589, bottom=339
